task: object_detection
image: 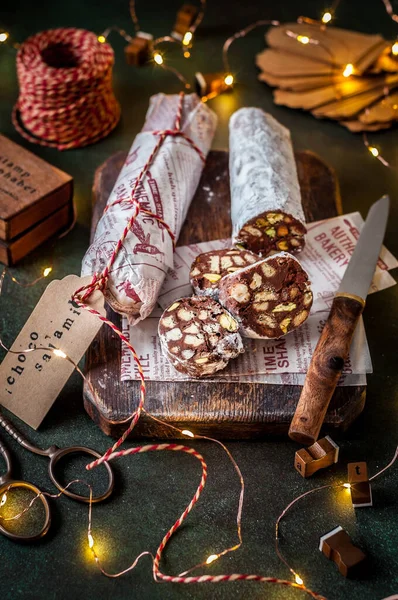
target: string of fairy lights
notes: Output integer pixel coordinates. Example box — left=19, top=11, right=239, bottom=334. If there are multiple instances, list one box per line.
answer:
left=0, top=146, right=397, bottom=598
left=2, top=0, right=397, bottom=162
left=0, top=257, right=324, bottom=595
left=0, top=274, right=397, bottom=593
left=1, top=0, right=398, bottom=158
left=0, top=314, right=396, bottom=597
left=0, top=1, right=398, bottom=597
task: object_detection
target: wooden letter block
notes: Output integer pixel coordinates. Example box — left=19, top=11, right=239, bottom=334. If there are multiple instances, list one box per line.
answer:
left=295, top=436, right=339, bottom=477
left=319, top=526, right=366, bottom=577
left=348, top=461, right=373, bottom=507
left=124, top=33, right=153, bottom=66
left=172, top=4, right=198, bottom=38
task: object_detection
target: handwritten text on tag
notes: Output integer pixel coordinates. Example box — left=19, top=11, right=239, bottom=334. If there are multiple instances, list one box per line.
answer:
left=0, top=275, right=105, bottom=430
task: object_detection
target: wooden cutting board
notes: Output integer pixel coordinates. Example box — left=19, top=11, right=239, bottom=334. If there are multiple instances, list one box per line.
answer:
left=83, top=150, right=366, bottom=439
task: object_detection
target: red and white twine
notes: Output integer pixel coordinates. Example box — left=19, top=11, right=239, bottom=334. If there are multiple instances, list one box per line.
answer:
left=72, top=92, right=204, bottom=467
left=1, top=11, right=396, bottom=593
left=67, top=92, right=327, bottom=598
left=12, top=28, right=120, bottom=150
left=89, top=443, right=326, bottom=599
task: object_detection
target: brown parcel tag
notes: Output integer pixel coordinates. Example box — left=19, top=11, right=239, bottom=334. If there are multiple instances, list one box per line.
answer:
left=0, top=275, right=105, bottom=429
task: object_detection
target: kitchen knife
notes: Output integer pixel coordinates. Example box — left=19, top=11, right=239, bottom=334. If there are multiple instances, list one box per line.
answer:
left=289, top=195, right=390, bottom=445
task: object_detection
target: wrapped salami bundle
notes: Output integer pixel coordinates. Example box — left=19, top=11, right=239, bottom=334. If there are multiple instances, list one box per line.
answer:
left=218, top=252, right=313, bottom=339
left=82, top=93, right=217, bottom=323
left=229, top=108, right=307, bottom=256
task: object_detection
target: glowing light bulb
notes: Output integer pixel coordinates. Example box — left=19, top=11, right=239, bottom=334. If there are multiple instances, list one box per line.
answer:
left=224, top=74, right=234, bottom=86
left=0, top=32, right=8, bottom=43
left=184, top=51, right=191, bottom=58
left=153, top=52, right=163, bottom=65
left=43, top=267, right=52, bottom=277
left=88, top=533, right=95, bottom=549
left=294, top=574, right=304, bottom=585
left=0, top=493, right=7, bottom=507
left=343, top=63, right=354, bottom=77
left=206, top=554, right=218, bottom=564
left=368, top=146, right=379, bottom=157
left=392, top=42, right=398, bottom=56
left=97, top=35, right=106, bottom=44
left=297, top=35, right=310, bottom=45
left=53, top=349, right=67, bottom=359
left=182, top=31, right=193, bottom=46
left=321, top=11, right=332, bottom=24
left=182, top=429, right=194, bottom=438
left=343, top=483, right=351, bottom=489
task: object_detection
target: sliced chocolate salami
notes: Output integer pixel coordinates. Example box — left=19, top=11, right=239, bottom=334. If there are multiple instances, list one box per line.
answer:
left=218, top=252, right=313, bottom=339
left=190, top=248, right=259, bottom=299
left=235, top=211, right=306, bottom=256
left=158, top=296, right=244, bottom=377
left=229, top=107, right=307, bottom=256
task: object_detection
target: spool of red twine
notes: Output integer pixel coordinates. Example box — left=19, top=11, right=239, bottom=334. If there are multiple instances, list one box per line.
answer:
left=12, top=28, right=121, bottom=150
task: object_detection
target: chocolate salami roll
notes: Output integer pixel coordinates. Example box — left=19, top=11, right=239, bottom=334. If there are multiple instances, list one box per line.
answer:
left=82, top=93, right=217, bottom=324
left=218, top=252, right=313, bottom=339
left=190, top=248, right=259, bottom=299
left=229, top=107, right=306, bottom=256
left=158, top=296, right=244, bottom=377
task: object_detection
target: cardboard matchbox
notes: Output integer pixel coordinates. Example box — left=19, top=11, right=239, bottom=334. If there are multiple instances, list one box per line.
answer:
left=0, top=135, right=73, bottom=265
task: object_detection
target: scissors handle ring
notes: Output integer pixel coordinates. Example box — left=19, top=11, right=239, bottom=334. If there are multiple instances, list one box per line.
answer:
left=0, top=481, right=51, bottom=542
left=48, top=446, right=114, bottom=503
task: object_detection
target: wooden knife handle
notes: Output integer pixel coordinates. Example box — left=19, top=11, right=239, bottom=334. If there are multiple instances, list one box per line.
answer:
left=288, top=293, right=365, bottom=445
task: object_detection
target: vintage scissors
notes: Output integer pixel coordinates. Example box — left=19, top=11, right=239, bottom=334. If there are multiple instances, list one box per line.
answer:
left=0, top=410, right=114, bottom=505
left=0, top=433, right=51, bottom=541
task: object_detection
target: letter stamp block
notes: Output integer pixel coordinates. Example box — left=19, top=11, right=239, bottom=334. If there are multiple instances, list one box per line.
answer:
left=295, top=436, right=339, bottom=477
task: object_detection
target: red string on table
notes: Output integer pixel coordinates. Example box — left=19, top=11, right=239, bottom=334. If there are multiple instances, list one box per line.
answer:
left=12, top=28, right=120, bottom=150
left=87, top=443, right=326, bottom=599
left=0, top=13, right=396, bottom=595
left=66, top=92, right=327, bottom=598
left=72, top=91, right=203, bottom=466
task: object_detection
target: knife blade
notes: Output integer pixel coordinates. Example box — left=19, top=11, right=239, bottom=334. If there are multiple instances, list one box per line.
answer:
left=338, top=195, right=390, bottom=299
left=289, top=196, right=390, bottom=445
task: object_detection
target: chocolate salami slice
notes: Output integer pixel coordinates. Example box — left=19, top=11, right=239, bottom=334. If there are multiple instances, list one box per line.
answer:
left=190, top=248, right=259, bottom=299
left=218, top=252, right=313, bottom=339
left=158, top=296, right=244, bottom=377
left=229, top=107, right=306, bottom=256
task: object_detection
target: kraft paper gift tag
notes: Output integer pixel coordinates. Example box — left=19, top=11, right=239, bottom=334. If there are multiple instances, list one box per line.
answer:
left=258, top=72, right=340, bottom=92
left=266, top=23, right=388, bottom=73
left=375, top=48, right=398, bottom=73
left=311, top=85, right=398, bottom=119
left=274, top=74, right=398, bottom=111
left=256, top=24, right=398, bottom=131
left=341, top=119, right=392, bottom=132
left=359, top=92, right=398, bottom=124
left=0, top=274, right=105, bottom=429
left=256, top=48, right=336, bottom=77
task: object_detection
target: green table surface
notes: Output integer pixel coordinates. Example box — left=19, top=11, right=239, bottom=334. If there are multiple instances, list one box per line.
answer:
left=1, top=1, right=397, bottom=598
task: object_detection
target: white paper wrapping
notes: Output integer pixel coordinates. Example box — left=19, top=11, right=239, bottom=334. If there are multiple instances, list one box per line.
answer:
left=120, top=211, right=398, bottom=384
left=120, top=306, right=371, bottom=382
left=81, top=93, right=217, bottom=323
left=229, top=107, right=306, bottom=240
left=157, top=212, right=398, bottom=313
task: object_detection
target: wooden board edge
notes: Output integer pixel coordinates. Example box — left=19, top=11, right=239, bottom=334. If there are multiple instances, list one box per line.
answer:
left=83, top=384, right=366, bottom=440
left=83, top=149, right=364, bottom=439
left=299, top=149, right=343, bottom=215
